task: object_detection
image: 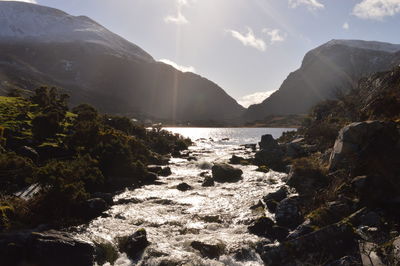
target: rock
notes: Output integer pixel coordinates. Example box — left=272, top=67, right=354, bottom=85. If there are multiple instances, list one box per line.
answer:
left=351, top=175, right=367, bottom=191
left=148, top=166, right=172, bottom=177
left=255, top=165, right=269, bottom=173
left=176, top=182, right=192, bottom=191
left=91, top=192, right=113, bottom=206
left=329, top=121, right=400, bottom=177
left=284, top=138, right=306, bottom=158
left=84, top=198, right=108, bottom=219
left=16, top=146, right=39, bottom=162
left=144, top=172, right=158, bottom=184
left=286, top=219, right=315, bottom=240
left=275, top=196, right=303, bottom=229
left=260, top=222, right=357, bottom=265
left=270, top=225, right=289, bottom=242
left=286, top=162, right=327, bottom=196
left=190, top=241, right=224, bottom=259
left=0, top=230, right=95, bottom=266
left=259, top=134, right=280, bottom=150
left=229, top=155, right=246, bottom=165
left=242, top=143, right=257, bottom=151
left=160, top=167, right=172, bottom=176
left=211, top=163, right=243, bottom=183
left=117, top=229, right=150, bottom=259
left=202, top=177, right=215, bottom=187
left=254, top=149, right=285, bottom=172
left=265, top=200, right=278, bottom=213
left=248, top=217, right=274, bottom=237
left=360, top=211, right=382, bottom=227
left=326, top=256, right=361, bottom=266
left=263, top=187, right=288, bottom=203
left=250, top=200, right=264, bottom=210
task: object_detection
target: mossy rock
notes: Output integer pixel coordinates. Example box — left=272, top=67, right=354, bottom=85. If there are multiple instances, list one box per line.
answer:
left=0, top=205, right=15, bottom=231
left=256, top=165, right=270, bottom=173
left=94, top=241, right=118, bottom=265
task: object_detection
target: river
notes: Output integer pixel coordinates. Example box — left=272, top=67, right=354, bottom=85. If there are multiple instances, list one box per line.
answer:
left=74, top=128, right=295, bottom=265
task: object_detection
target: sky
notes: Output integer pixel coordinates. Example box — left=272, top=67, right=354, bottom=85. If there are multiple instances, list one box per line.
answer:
left=7, top=0, right=400, bottom=107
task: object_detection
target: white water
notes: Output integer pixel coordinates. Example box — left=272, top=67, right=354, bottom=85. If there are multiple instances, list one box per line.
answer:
left=75, top=128, right=294, bottom=265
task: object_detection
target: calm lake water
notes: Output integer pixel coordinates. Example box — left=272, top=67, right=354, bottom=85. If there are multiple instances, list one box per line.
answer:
left=75, top=127, right=295, bottom=265
left=164, top=127, right=296, bottom=145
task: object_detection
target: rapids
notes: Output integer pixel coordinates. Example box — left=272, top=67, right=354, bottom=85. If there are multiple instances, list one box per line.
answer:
left=74, top=128, right=293, bottom=265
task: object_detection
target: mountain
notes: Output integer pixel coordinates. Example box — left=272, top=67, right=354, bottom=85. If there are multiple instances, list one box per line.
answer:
left=0, top=1, right=244, bottom=122
left=244, top=39, right=400, bottom=121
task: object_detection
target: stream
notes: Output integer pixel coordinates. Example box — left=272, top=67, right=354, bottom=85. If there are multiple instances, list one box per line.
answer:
left=74, top=128, right=293, bottom=265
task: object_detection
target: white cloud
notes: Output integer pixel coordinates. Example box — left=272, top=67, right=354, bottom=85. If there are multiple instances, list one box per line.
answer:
left=164, top=0, right=191, bottom=25
left=343, top=22, right=350, bottom=30
left=353, top=0, right=400, bottom=20
left=262, top=28, right=287, bottom=44
left=0, top=0, right=37, bottom=2
left=226, top=28, right=267, bottom=52
left=289, top=0, right=324, bottom=10
left=159, top=59, right=195, bottom=73
left=237, top=91, right=276, bottom=108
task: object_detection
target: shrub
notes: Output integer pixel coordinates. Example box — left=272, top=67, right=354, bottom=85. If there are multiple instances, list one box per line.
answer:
left=0, top=153, right=34, bottom=193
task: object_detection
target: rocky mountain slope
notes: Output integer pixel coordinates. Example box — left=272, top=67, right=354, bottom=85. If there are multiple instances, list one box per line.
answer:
left=244, top=39, right=400, bottom=121
left=0, top=1, right=244, bottom=122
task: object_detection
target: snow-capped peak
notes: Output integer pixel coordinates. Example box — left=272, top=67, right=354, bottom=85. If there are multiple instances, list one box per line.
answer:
left=324, top=39, right=400, bottom=53
left=0, top=1, right=153, bottom=61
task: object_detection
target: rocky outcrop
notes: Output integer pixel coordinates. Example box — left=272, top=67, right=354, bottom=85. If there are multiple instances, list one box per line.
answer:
left=0, top=230, right=95, bottom=266
left=259, top=222, right=357, bottom=265
left=211, top=163, right=243, bottom=183
left=254, top=134, right=286, bottom=171
left=117, top=229, right=150, bottom=259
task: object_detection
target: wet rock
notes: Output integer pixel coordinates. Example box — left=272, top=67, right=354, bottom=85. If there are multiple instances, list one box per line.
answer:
left=144, top=172, right=158, bottom=184
left=147, top=166, right=172, bottom=177
left=202, top=177, right=215, bottom=187
left=84, top=198, right=108, bottom=219
left=250, top=200, right=264, bottom=210
left=242, top=143, right=257, bottom=151
left=176, top=182, right=192, bottom=191
left=260, top=222, right=357, bottom=265
left=255, top=165, right=269, bottom=173
left=259, top=134, right=280, bottom=150
left=202, top=215, right=222, bottom=223
left=160, top=167, right=172, bottom=176
left=254, top=149, right=285, bottom=172
left=229, top=155, right=249, bottom=165
left=265, top=200, right=278, bottom=213
left=211, top=163, right=243, bottom=183
left=263, top=187, right=288, bottom=203
left=94, top=240, right=118, bottom=265
left=233, top=247, right=254, bottom=261
left=275, top=196, right=303, bottom=229
left=0, top=230, right=95, bottom=266
left=91, top=192, right=113, bottom=206
left=190, top=241, right=224, bottom=259
left=117, top=229, right=150, bottom=259
left=248, top=217, right=274, bottom=237
left=115, top=197, right=142, bottom=205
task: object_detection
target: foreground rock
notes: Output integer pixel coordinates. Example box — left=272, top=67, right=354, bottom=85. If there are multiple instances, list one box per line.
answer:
left=190, top=241, right=224, bottom=259
left=0, top=230, right=95, bottom=266
left=254, top=134, right=286, bottom=171
left=275, top=196, right=303, bottom=229
left=259, top=222, right=358, bottom=265
left=211, top=163, right=243, bottom=183
left=117, top=229, right=150, bottom=259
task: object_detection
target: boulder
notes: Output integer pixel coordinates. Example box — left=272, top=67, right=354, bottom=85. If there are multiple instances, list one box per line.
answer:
left=260, top=222, right=357, bottom=265
left=229, top=155, right=247, bottom=165
left=286, top=219, right=315, bottom=240
left=0, top=230, right=95, bottom=266
left=190, top=241, right=224, bottom=259
left=263, top=187, right=288, bottom=203
left=211, top=163, right=243, bottom=183
left=160, top=167, right=172, bottom=177
left=84, top=198, right=109, bottom=219
left=275, top=196, right=303, bottom=229
left=117, top=229, right=150, bottom=259
left=248, top=217, right=274, bottom=237
left=284, top=138, right=307, bottom=158
left=259, top=134, right=280, bottom=151
left=329, top=121, right=400, bottom=178
left=286, top=162, right=327, bottom=196
left=147, top=166, right=172, bottom=177
left=265, top=200, right=278, bottom=213
left=144, top=172, right=158, bottom=184
left=254, top=149, right=285, bottom=172
left=176, top=182, right=192, bottom=191
left=202, top=177, right=215, bottom=187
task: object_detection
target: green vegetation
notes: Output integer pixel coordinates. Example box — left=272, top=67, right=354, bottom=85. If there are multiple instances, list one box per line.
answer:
left=0, top=87, right=191, bottom=231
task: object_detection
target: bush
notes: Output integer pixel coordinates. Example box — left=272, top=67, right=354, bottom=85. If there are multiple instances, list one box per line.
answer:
left=0, top=153, right=34, bottom=193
